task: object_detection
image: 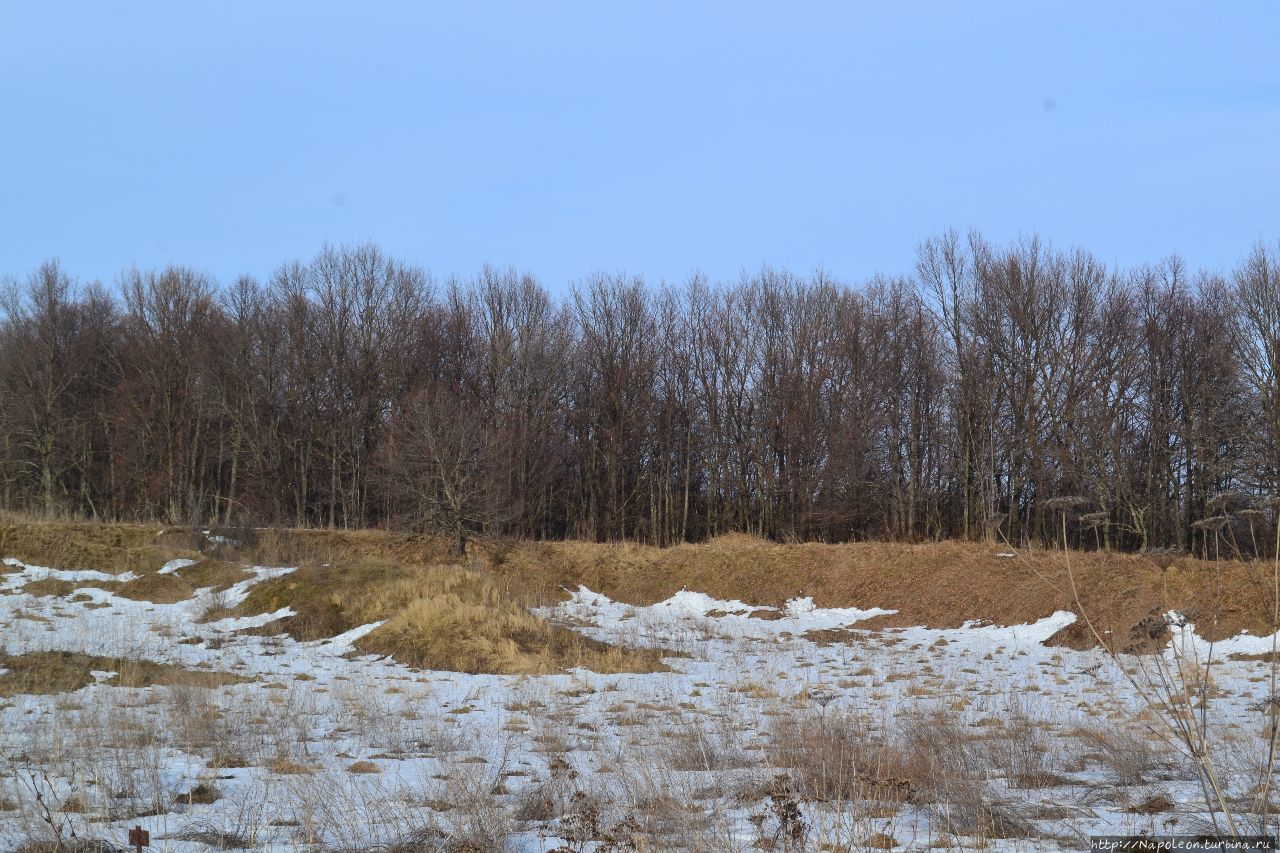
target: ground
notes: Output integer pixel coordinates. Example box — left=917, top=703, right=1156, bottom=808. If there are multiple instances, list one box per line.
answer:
left=0, top=524, right=1276, bottom=851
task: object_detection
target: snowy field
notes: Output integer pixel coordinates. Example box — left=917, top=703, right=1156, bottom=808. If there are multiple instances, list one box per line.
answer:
left=1, top=554, right=1277, bottom=851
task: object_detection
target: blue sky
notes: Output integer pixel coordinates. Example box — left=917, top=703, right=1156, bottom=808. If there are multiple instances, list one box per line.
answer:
left=2, top=2, right=1278, bottom=291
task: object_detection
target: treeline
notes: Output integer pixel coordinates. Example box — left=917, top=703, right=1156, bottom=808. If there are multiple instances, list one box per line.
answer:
left=2, top=232, right=1279, bottom=553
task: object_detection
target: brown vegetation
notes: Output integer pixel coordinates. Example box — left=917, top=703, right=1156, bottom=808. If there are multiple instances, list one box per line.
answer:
left=171, top=559, right=253, bottom=591
left=485, top=536, right=1278, bottom=649
left=3, top=237, right=1280, bottom=556
left=6, top=517, right=1276, bottom=652
left=0, top=515, right=187, bottom=575
left=215, top=526, right=1280, bottom=651
left=113, top=572, right=195, bottom=603
left=227, top=558, right=669, bottom=675
left=0, top=651, right=247, bottom=696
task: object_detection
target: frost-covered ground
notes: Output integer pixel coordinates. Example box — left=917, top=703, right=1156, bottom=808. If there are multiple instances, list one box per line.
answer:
left=0, top=555, right=1277, bottom=851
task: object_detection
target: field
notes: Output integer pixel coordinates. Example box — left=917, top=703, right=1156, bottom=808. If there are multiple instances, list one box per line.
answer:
left=0, top=520, right=1277, bottom=851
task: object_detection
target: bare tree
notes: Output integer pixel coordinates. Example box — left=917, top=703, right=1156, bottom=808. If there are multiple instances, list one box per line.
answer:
left=0, top=235, right=1272, bottom=549
left=378, top=387, right=492, bottom=556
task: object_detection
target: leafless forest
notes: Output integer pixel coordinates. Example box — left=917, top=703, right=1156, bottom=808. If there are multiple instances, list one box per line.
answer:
left=2, top=231, right=1278, bottom=553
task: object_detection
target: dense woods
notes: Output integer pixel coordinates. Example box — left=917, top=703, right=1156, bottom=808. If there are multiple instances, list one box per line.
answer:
left=2, top=232, right=1279, bottom=554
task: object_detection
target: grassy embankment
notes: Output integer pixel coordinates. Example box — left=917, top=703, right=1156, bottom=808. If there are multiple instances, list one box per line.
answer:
left=3, top=514, right=1276, bottom=672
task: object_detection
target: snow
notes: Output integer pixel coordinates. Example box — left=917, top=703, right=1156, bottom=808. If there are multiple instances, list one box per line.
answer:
left=1166, top=609, right=1280, bottom=658
left=313, top=620, right=387, bottom=649
left=158, top=558, right=199, bottom=575
left=1, top=553, right=1277, bottom=851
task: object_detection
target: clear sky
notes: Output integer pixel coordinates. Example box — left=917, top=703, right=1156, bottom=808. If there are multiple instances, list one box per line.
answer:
left=3, top=2, right=1278, bottom=291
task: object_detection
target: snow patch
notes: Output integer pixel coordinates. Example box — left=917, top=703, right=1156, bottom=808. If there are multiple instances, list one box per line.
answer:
left=313, top=620, right=387, bottom=650
left=1166, top=610, right=1280, bottom=658
left=651, top=590, right=764, bottom=616
left=157, top=558, right=198, bottom=575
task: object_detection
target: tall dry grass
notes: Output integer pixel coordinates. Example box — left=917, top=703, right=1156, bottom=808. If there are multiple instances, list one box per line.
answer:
left=226, top=558, right=668, bottom=675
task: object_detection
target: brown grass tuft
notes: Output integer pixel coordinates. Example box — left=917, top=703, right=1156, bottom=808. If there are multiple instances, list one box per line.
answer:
left=267, top=757, right=313, bottom=775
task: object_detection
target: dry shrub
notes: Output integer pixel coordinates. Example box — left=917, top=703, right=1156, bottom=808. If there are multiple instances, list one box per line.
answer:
left=512, top=781, right=558, bottom=824
left=171, top=825, right=256, bottom=850
left=969, top=699, right=1065, bottom=788
left=609, top=756, right=714, bottom=846
left=924, top=782, right=1038, bottom=841
left=12, top=840, right=126, bottom=853
left=1068, top=721, right=1180, bottom=786
left=660, top=719, right=753, bottom=772
left=552, top=790, right=651, bottom=852
left=512, top=750, right=581, bottom=824
left=177, top=782, right=222, bottom=805
left=166, top=684, right=238, bottom=756
left=768, top=710, right=915, bottom=804
left=895, top=707, right=1043, bottom=840
left=420, top=760, right=515, bottom=852
left=767, top=705, right=1042, bottom=842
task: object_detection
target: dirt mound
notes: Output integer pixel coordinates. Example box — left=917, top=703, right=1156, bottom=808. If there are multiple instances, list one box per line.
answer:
left=194, top=526, right=1280, bottom=650
left=115, top=572, right=194, bottom=603
left=17, top=570, right=196, bottom=604
left=0, top=651, right=248, bottom=696
left=21, top=577, right=118, bottom=597
left=0, top=514, right=191, bottom=575
left=489, top=539, right=1278, bottom=650
left=230, top=559, right=669, bottom=675
left=173, top=559, right=252, bottom=590
left=3, top=518, right=1275, bottom=652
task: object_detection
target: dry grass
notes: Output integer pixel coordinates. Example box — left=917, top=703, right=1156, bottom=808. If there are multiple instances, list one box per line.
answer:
left=485, top=535, right=1278, bottom=650
left=0, top=520, right=669, bottom=676
left=0, top=651, right=249, bottom=696
left=3, top=517, right=1275, bottom=650
left=19, top=572, right=194, bottom=604
left=173, top=559, right=252, bottom=590
left=113, top=572, right=194, bottom=603
left=20, top=577, right=118, bottom=597
left=229, top=559, right=669, bottom=675
left=12, top=840, right=129, bottom=852
left=766, top=704, right=1043, bottom=842
left=0, top=513, right=194, bottom=574
left=6, top=520, right=1270, bottom=849
left=1066, top=721, right=1180, bottom=786
left=767, top=707, right=966, bottom=806
left=213, top=525, right=459, bottom=572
